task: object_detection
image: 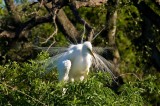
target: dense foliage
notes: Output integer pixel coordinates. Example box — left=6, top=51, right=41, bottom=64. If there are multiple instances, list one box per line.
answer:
left=0, top=52, right=160, bottom=105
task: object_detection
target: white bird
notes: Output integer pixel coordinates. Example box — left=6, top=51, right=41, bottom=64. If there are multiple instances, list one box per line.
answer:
left=57, top=41, right=95, bottom=82
left=41, top=41, right=115, bottom=82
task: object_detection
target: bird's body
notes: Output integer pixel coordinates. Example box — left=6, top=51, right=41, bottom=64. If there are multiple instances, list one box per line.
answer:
left=57, top=42, right=93, bottom=82
left=42, top=41, right=114, bottom=82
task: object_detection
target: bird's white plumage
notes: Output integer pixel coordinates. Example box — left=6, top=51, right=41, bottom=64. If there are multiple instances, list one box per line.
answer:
left=57, top=41, right=93, bottom=82
left=43, top=41, right=115, bottom=82
left=58, top=60, right=71, bottom=81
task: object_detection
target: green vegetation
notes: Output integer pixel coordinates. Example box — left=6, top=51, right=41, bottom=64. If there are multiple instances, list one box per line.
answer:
left=0, top=52, right=160, bottom=105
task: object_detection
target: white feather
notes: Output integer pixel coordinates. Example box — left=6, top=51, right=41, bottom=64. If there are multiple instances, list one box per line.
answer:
left=38, top=41, right=115, bottom=82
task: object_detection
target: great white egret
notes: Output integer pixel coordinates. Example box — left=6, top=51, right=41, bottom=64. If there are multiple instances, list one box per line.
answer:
left=40, top=41, right=115, bottom=82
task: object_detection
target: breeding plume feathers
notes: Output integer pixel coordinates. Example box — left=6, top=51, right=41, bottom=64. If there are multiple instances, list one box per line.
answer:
left=35, top=42, right=115, bottom=81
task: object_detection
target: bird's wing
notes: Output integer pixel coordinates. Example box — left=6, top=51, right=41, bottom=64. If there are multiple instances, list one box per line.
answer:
left=93, top=47, right=114, bottom=55
left=57, top=60, right=71, bottom=82
left=92, top=53, right=115, bottom=78
left=42, top=52, right=67, bottom=75
left=33, top=46, right=68, bottom=56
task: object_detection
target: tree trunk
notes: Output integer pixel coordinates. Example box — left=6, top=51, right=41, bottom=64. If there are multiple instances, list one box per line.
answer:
left=106, top=0, right=120, bottom=76
left=105, top=0, right=124, bottom=89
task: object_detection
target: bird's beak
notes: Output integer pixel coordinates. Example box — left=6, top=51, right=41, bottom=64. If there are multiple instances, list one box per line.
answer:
left=88, top=48, right=96, bottom=59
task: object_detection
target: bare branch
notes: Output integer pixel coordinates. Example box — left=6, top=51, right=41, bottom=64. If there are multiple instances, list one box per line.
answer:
left=92, top=26, right=106, bottom=41
left=38, top=0, right=107, bottom=9
left=72, top=0, right=107, bottom=9
left=106, top=0, right=120, bottom=74
left=56, top=9, right=80, bottom=43
left=41, top=9, right=58, bottom=44
left=23, top=14, right=53, bottom=30
left=87, top=29, right=94, bottom=41
left=69, top=4, right=92, bottom=31
left=69, top=4, right=93, bottom=41
left=22, top=2, right=39, bottom=12
left=0, top=31, right=15, bottom=38
left=81, top=22, right=86, bottom=43
left=46, top=38, right=56, bottom=52
left=17, top=14, right=53, bottom=39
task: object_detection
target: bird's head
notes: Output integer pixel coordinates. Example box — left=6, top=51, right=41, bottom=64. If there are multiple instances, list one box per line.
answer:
left=83, top=41, right=95, bottom=59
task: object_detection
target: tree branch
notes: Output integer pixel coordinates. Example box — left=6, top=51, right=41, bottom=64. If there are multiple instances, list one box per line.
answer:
left=1, top=0, right=108, bottom=40
left=72, top=0, right=107, bottom=9
left=17, top=14, right=53, bottom=38
left=69, top=4, right=93, bottom=41
left=106, top=0, right=120, bottom=76
left=56, top=9, right=80, bottom=43
left=41, top=9, right=58, bottom=44
left=4, top=0, right=21, bottom=24
left=23, top=14, right=53, bottom=30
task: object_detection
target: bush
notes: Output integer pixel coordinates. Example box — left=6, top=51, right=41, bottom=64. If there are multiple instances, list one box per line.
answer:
left=0, top=52, right=159, bottom=106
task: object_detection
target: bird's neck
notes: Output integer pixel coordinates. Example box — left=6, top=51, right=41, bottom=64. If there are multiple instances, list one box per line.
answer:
left=82, top=51, right=91, bottom=59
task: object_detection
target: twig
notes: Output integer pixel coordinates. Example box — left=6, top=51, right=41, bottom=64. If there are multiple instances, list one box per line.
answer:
left=92, top=26, right=106, bottom=41
left=116, top=73, right=141, bottom=81
left=40, top=0, right=44, bottom=7
left=72, top=0, right=107, bottom=9
left=69, top=3, right=93, bottom=38
left=1, top=82, right=47, bottom=106
left=88, top=29, right=94, bottom=41
left=69, top=3, right=92, bottom=30
left=46, top=38, right=56, bottom=52
left=81, top=22, right=86, bottom=43
left=22, top=2, right=38, bottom=12
left=41, top=9, right=58, bottom=44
